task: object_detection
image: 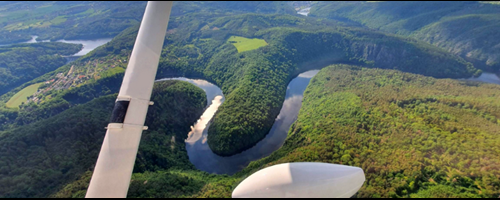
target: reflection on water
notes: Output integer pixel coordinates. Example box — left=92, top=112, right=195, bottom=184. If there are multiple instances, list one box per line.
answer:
left=56, top=38, right=113, bottom=56
left=0, top=35, right=112, bottom=58
left=186, top=95, right=224, bottom=143
left=297, top=7, right=311, bottom=16
left=157, top=70, right=320, bottom=175
left=23, top=35, right=39, bottom=43
left=156, top=77, right=223, bottom=106
left=0, top=35, right=40, bottom=46
left=466, top=72, right=500, bottom=85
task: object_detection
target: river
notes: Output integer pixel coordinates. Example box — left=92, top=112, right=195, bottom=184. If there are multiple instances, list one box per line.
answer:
left=0, top=35, right=112, bottom=61
left=157, top=68, right=499, bottom=175
left=297, top=7, right=311, bottom=16
left=156, top=70, right=319, bottom=175
left=6, top=33, right=500, bottom=176
left=466, top=72, right=500, bottom=85
left=56, top=38, right=113, bottom=57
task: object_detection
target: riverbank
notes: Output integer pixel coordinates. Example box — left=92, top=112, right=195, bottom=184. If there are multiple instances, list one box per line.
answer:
left=157, top=70, right=319, bottom=175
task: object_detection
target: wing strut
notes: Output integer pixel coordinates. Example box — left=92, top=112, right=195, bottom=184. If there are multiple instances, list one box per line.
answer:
left=85, top=1, right=173, bottom=198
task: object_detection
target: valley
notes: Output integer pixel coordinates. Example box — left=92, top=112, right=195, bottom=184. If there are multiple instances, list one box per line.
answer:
left=0, top=1, right=499, bottom=198
left=309, top=1, right=500, bottom=74
left=1, top=37, right=113, bottom=108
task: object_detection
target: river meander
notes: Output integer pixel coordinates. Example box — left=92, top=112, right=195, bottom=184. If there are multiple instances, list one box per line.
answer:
left=157, top=68, right=499, bottom=175
left=156, top=70, right=319, bottom=175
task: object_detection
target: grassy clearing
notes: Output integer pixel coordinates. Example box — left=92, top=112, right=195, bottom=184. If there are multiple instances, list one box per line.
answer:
left=50, top=16, right=67, bottom=25
left=227, top=36, right=268, bottom=53
left=100, top=66, right=125, bottom=78
left=6, top=83, right=42, bottom=108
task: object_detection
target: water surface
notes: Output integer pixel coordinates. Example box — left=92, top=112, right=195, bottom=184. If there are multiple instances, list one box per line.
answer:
left=56, top=38, right=113, bottom=56
left=297, top=7, right=311, bottom=16
left=466, top=72, right=500, bottom=85
left=158, top=70, right=320, bottom=175
left=0, top=35, right=112, bottom=58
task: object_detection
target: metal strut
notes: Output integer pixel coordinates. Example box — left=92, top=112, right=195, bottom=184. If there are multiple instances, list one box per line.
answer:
left=85, top=1, right=173, bottom=198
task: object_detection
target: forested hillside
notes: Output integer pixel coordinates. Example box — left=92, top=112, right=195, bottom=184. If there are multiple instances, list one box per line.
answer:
left=151, top=12, right=479, bottom=156
left=0, top=1, right=300, bottom=134
left=0, top=80, right=206, bottom=198
left=0, top=1, right=297, bottom=44
left=0, top=2, right=500, bottom=197
left=309, top=1, right=500, bottom=72
left=0, top=8, right=480, bottom=158
left=0, top=42, right=82, bottom=95
left=0, top=1, right=146, bottom=44
left=54, top=64, right=500, bottom=198
left=245, top=64, right=500, bottom=198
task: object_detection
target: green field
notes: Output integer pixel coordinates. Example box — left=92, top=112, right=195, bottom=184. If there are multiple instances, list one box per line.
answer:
left=227, top=36, right=268, bottom=53
left=6, top=83, right=42, bottom=108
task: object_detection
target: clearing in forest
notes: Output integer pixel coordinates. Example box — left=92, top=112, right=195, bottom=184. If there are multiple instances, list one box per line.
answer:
left=6, top=83, right=42, bottom=108
left=227, top=36, right=268, bottom=53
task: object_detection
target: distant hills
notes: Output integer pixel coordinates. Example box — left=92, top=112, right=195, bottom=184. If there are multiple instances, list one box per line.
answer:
left=310, top=1, right=500, bottom=72
left=0, top=42, right=82, bottom=96
left=0, top=1, right=498, bottom=198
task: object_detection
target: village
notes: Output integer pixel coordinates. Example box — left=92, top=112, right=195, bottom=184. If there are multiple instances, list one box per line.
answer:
left=26, top=55, right=128, bottom=104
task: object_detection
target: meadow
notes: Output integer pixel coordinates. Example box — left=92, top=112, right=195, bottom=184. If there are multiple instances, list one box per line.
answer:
left=227, top=36, right=268, bottom=53
left=6, top=83, right=42, bottom=108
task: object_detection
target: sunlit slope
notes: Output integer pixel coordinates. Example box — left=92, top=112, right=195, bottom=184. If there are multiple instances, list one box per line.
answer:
left=56, top=64, right=500, bottom=198
left=3, top=12, right=476, bottom=158
left=199, top=18, right=479, bottom=157
left=0, top=1, right=296, bottom=44
left=0, top=1, right=147, bottom=44
left=309, top=1, right=500, bottom=72
left=5, top=83, right=42, bottom=108
left=0, top=11, right=481, bottom=161
left=0, top=42, right=82, bottom=96
left=227, top=36, right=268, bottom=53
left=245, top=64, right=500, bottom=198
left=0, top=81, right=206, bottom=198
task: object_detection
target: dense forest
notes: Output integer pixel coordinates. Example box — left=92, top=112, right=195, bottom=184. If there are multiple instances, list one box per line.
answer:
left=0, top=1, right=146, bottom=44
left=0, top=42, right=82, bottom=95
left=309, top=1, right=500, bottom=72
left=245, top=64, right=500, bottom=198
left=1, top=8, right=481, bottom=158
left=0, top=80, right=206, bottom=198
left=0, top=1, right=499, bottom=198
left=53, top=64, right=500, bottom=198
left=152, top=12, right=480, bottom=156
left=0, top=1, right=297, bottom=44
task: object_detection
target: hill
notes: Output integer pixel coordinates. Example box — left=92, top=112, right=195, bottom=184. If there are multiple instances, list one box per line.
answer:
left=270, top=64, right=500, bottom=197
left=0, top=1, right=147, bottom=44
left=309, top=1, right=500, bottom=72
left=0, top=1, right=298, bottom=45
left=0, top=11, right=480, bottom=158
left=154, top=13, right=479, bottom=156
left=2, top=1, right=499, bottom=198
left=0, top=42, right=82, bottom=96
left=55, top=64, right=500, bottom=198
left=0, top=80, right=206, bottom=198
